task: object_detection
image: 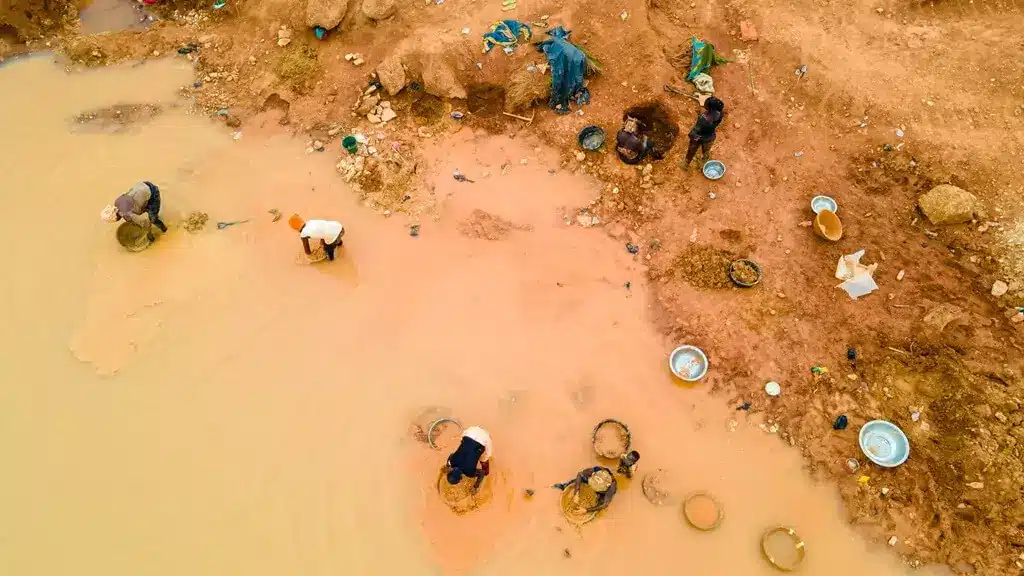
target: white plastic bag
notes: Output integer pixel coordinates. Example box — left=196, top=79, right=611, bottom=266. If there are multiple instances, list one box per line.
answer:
left=835, top=250, right=878, bottom=300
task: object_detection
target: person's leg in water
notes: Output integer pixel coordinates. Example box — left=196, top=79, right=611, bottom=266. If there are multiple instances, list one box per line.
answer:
left=144, top=182, right=168, bottom=233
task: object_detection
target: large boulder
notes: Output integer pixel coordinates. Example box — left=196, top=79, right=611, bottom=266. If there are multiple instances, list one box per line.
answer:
left=362, top=0, right=396, bottom=20
left=918, top=184, right=978, bottom=226
left=306, top=0, right=348, bottom=30
left=376, top=55, right=408, bottom=95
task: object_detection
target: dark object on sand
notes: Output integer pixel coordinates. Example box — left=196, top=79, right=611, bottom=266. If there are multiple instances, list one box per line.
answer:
left=410, top=224, right=420, bottom=237
left=737, top=401, right=751, bottom=411
left=217, top=219, right=251, bottom=230
left=729, top=259, right=762, bottom=287
left=847, top=347, right=857, bottom=361
left=116, top=221, right=152, bottom=252
left=626, top=243, right=640, bottom=255
left=578, top=125, right=606, bottom=150
left=833, top=415, right=848, bottom=430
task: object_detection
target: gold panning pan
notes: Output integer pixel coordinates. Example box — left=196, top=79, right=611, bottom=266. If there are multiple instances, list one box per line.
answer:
left=761, top=526, right=806, bottom=571
left=681, top=491, right=723, bottom=531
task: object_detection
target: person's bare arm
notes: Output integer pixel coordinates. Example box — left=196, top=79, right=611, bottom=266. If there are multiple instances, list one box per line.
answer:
left=301, top=237, right=312, bottom=255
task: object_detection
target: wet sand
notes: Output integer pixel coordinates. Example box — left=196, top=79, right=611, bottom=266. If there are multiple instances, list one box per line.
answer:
left=0, top=57, right=945, bottom=575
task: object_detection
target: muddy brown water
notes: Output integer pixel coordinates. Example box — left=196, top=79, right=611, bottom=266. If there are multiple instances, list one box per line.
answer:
left=0, top=56, right=954, bottom=575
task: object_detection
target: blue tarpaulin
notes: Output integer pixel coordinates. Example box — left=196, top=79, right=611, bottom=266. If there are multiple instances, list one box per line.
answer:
left=535, top=26, right=590, bottom=114
left=483, top=20, right=533, bottom=53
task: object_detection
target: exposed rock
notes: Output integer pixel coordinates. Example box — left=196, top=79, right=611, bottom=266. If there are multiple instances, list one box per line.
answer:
left=306, top=0, right=348, bottom=30
left=357, top=94, right=380, bottom=115
left=576, top=214, right=600, bottom=228
left=422, top=55, right=466, bottom=99
left=367, top=113, right=382, bottom=124
left=362, top=0, right=397, bottom=20
left=376, top=56, right=408, bottom=95
left=918, top=184, right=978, bottom=226
left=966, top=481, right=984, bottom=489
left=380, top=108, right=397, bottom=122
left=991, top=280, right=1009, bottom=297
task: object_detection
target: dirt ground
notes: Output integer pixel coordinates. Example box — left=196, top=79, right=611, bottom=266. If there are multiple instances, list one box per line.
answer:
left=11, top=0, right=1024, bottom=572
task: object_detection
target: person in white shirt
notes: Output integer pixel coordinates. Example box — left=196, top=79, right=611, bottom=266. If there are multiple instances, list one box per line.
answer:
left=289, top=214, right=345, bottom=261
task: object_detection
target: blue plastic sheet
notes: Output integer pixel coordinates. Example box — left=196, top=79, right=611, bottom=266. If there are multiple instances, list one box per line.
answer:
left=536, top=27, right=590, bottom=114
left=483, top=20, right=533, bottom=53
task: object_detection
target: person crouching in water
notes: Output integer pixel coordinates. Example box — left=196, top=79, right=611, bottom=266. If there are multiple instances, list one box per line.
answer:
left=289, top=214, right=344, bottom=261
left=101, top=181, right=167, bottom=240
left=444, top=426, right=493, bottom=494
left=616, top=114, right=657, bottom=165
left=682, top=96, right=725, bottom=170
left=553, top=466, right=617, bottom=513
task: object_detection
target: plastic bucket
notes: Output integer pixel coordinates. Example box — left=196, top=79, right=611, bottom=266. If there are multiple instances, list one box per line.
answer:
left=813, top=209, right=843, bottom=241
left=342, top=136, right=358, bottom=155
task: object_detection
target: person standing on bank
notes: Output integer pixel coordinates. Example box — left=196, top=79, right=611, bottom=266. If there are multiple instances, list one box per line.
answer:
left=101, top=181, right=168, bottom=240
left=682, top=96, right=725, bottom=170
left=444, top=425, right=493, bottom=494
left=289, top=214, right=345, bottom=261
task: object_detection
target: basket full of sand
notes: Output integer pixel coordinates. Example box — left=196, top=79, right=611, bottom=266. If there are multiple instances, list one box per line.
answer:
left=592, top=419, right=631, bottom=459
left=560, top=485, right=598, bottom=526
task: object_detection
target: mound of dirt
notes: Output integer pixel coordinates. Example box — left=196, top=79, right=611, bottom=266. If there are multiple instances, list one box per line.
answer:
left=670, top=245, right=736, bottom=289
left=183, top=211, right=208, bottom=233
left=458, top=210, right=530, bottom=240
left=1, top=0, right=78, bottom=42
left=918, top=184, right=978, bottom=226
left=276, top=45, right=322, bottom=93
left=72, top=104, right=162, bottom=132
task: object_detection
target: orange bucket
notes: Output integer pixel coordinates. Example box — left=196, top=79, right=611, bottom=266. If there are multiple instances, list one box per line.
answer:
left=813, top=209, right=843, bottom=241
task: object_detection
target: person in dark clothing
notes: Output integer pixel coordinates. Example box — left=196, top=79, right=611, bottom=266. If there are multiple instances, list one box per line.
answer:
left=102, top=181, right=168, bottom=241
left=617, top=450, right=640, bottom=479
left=682, top=96, right=725, bottom=169
left=552, top=466, right=617, bottom=513
left=616, top=115, right=653, bottom=165
left=444, top=426, right=492, bottom=494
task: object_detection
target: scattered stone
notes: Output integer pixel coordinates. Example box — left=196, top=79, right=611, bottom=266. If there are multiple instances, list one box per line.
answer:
left=327, top=126, right=341, bottom=136
left=966, top=482, right=984, bottom=489
left=917, top=184, right=979, bottom=226
left=846, top=458, right=860, bottom=473
left=897, top=269, right=905, bottom=281
left=367, top=113, right=382, bottom=124
left=357, top=94, right=381, bottom=115
left=888, top=536, right=898, bottom=547
left=313, top=140, right=324, bottom=151
left=380, top=108, right=398, bottom=122
left=563, top=548, right=572, bottom=559
left=576, top=214, right=600, bottom=228
left=991, top=280, right=1008, bottom=297
left=995, top=412, right=1008, bottom=423
left=574, top=151, right=585, bottom=162
left=881, top=487, right=890, bottom=496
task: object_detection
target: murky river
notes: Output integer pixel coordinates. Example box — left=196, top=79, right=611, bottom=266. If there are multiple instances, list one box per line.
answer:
left=0, top=56, right=945, bottom=575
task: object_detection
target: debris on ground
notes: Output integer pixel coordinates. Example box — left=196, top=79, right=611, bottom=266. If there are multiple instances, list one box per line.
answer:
left=183, top=211, right=209, bottom=233
left=482, top=20, right=532, bottom=53
left=833, top=415, right=848, bottom=430
left=835, top=250, right=878, bottom=299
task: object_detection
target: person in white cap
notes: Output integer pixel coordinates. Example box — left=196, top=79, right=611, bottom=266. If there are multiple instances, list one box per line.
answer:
left=443, top=425, right=493, bottom=494
left=101, top=181, right=167, bottom=240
